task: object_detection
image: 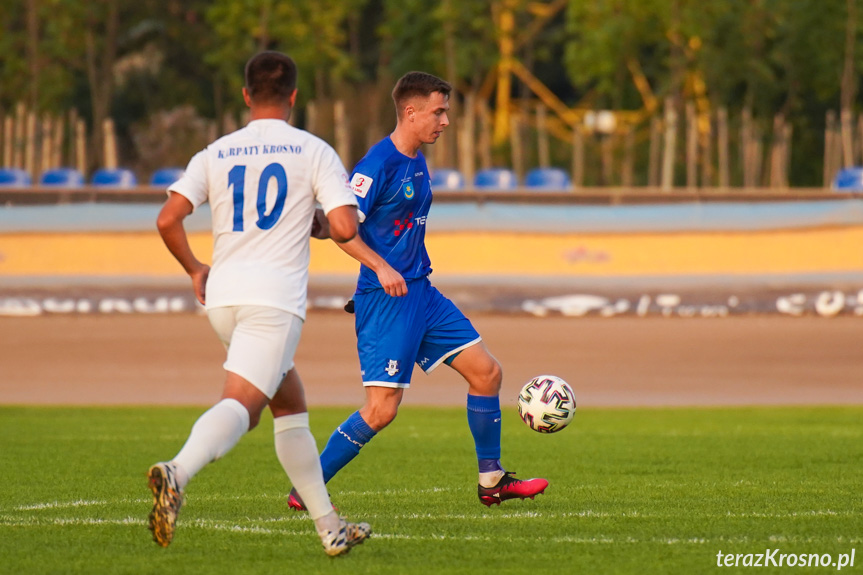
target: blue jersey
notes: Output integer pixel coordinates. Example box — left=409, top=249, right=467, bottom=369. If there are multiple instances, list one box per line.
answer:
left=349, top=137, right=433, bottom=292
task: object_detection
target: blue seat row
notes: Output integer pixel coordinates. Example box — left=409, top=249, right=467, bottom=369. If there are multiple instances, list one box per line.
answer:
left=431, top=167, right=572, bottom=191
left=832, top=167, right=863, bottom=192
left=437, top=166, right=863, bottom=191
left=0, top=167, right=185, bottom=188
left=3, top=166, right=560, bottom=191
left=6, top=166, right=862, bottom=192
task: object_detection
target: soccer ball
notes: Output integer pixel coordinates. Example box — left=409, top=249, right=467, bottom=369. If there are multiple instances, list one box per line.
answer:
left=517, top=375, right=576, bottom=433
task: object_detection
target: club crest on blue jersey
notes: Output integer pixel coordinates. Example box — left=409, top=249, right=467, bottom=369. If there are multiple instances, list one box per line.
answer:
left=403, top=181, right=415, bottom=199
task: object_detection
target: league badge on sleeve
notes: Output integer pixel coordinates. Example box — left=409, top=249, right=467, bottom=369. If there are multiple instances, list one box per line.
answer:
left=351, top=173, right=373, bottom=198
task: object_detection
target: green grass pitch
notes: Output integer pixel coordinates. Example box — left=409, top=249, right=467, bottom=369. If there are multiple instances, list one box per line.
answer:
left=0, top=405, right=860, bottom=574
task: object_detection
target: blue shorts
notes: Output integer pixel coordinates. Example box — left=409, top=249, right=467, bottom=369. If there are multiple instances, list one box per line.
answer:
left=354, top=277, right=481, bottom=388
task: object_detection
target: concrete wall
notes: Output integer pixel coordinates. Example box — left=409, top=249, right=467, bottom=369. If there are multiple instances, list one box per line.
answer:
left=1, top=199, right=861, bottom=316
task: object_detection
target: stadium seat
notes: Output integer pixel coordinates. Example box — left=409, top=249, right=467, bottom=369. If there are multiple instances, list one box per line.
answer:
left=473, top=168, right=518, bottom=190
left=0, top=168, right=32, bottom=187
left=91, top=167, right=137, bottom=187
left=430, top=168, right=465, bottom=190
left=150, top=167, right=185, bottom=187
left=39, top=168, right=85, bottom=187
left=525, top=167, right=571, bottom=190
left=831, top=167, right=863, bottom=192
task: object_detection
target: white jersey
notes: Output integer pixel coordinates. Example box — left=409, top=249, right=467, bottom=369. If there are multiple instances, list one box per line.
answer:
left=169, top=119, right=357, bottom=318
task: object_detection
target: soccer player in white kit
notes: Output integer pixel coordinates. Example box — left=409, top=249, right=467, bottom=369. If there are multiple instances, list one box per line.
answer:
left=148, top=51, right=371, bottom=556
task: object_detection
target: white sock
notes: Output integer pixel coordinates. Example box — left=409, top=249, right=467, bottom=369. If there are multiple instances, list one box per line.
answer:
left=172, top=398, right=249, bottom=487
left=314, top=511, right=340, bottom=538
left=273, top=413, right=335, bottom=521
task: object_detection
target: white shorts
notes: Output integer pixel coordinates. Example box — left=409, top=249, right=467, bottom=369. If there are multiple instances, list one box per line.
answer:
left=207, top=305, right=303, bottom=399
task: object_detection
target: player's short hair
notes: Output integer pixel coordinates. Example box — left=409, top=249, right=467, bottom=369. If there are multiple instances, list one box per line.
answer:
left=244, top=51, right=298, bottom=105
left=392, top=72, right=452, bottom=117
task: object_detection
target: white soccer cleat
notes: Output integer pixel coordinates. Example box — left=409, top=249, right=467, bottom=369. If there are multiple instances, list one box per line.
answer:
left=147, top=462, right=185, bottom=547
left=320, top=517, right=372, bottom=556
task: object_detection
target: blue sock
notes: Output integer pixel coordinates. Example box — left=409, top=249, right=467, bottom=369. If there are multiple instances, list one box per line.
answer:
left=466, top=394, right=503, bottom=473
left=319, top=411, right=377, bottom=483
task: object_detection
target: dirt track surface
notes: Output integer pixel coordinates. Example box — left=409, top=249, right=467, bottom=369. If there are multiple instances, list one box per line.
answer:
left=1, top=313, right=861, bottom=408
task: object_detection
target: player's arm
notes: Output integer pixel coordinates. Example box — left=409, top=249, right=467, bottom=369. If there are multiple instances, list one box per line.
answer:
left=341, top=163, right=405, bottom=295
left=310, top=205, right=358, bottom=243
left=156, top=192, right=210, bottom=305
left=336, top=236, right=407, bottom=297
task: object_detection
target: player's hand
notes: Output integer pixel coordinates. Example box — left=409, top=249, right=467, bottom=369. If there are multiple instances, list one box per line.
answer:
left=310, top=208, right=330, bottom=239
left=377, top=265, right=407, bottom=297
left=190, top=263, right=210, bottom=305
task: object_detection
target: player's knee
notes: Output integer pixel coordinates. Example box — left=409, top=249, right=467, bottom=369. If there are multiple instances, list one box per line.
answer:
left=472, top=358, right=502, bottom=395
left=243, top=399, right=268, bottom=430
left=376, top=405, right=399, bottom=429
left=486, top=360, right=503, bottom=393
left=490, top=359, right=503, bottom=389
left=247, top=412, right=261, bottom=430
left=363, top=402, right=399, bottom=431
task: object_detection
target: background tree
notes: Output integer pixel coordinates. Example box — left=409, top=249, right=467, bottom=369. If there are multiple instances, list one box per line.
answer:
left=205, top=0, right=366, bottom=109
left=377, top=0, right=499, bottom=90
left=1, top=0, right=862, bottom=185
left=0, top=0, right=77, bottom=111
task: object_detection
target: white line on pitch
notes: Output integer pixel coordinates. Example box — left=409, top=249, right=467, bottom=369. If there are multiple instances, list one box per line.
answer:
left=0, top=515, right=859, bottom=546
left=15, top=500, right=106, bottom=511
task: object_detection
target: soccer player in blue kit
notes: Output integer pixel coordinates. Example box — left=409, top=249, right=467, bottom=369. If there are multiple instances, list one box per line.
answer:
left=290, top=71, right=548, bottom=508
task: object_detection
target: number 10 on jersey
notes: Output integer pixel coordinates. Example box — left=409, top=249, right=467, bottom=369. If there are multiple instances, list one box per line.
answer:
left=228, top=163, right=289, bottom=232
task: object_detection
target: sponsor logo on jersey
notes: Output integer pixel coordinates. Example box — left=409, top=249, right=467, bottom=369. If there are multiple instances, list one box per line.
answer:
left=394, top=212, right=414, bottom=236
left=385, top=359, right=400, bottom=377
left=351, top=173, right=373, bottom=198
left=403, top=181, right=415, bottom=199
